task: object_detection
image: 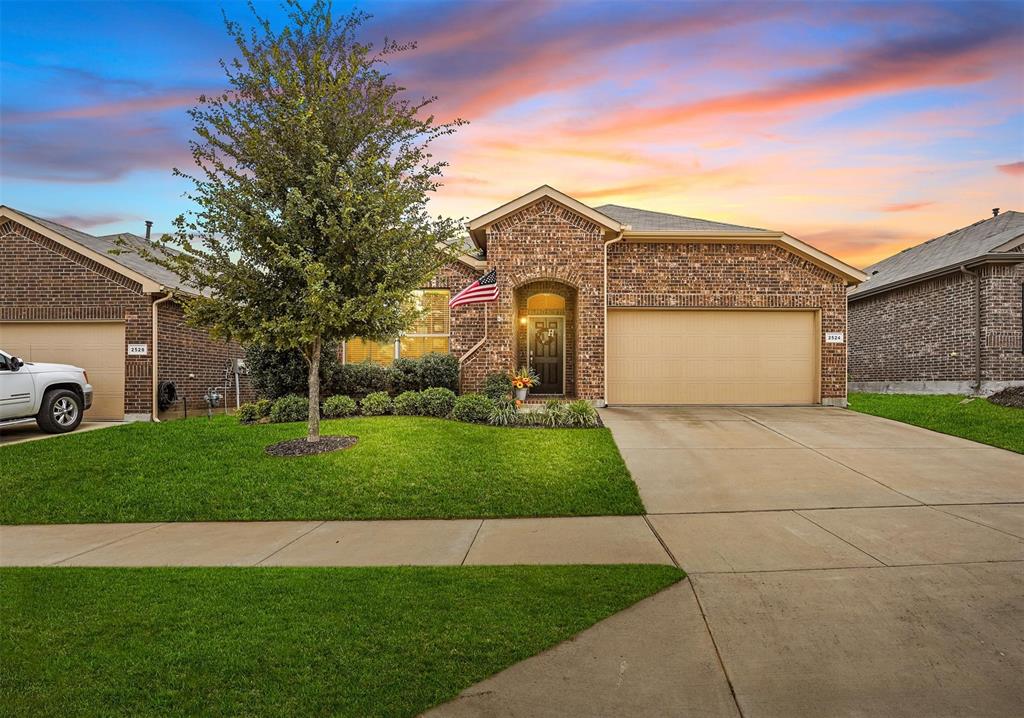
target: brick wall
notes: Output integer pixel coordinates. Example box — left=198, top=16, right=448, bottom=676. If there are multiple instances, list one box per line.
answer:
left=515, top=280, right=578, bottom=396
left=156, top=300, right=255, bottom=418
left=982, top=263, right=1024, bottom=382
left=608, top=241, right=849, bottom=400
left=1, top=217, right=255, bottom=417
left=848, top=263, right=1023, bottom=388
left=474, top=199, right=607, bottom=399
left=1, top=218, right=153, bottom=414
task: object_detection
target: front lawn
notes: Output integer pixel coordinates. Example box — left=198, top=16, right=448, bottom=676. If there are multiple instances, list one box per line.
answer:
left=1, top=564, right=682, bottom=717
left=849, top=392, right=1024, bottom=454
left=0, top=415, right=643, bottom=524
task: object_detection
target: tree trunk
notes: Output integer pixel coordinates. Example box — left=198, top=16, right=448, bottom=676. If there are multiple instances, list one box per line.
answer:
left=307, top=336, right=321, bottom=443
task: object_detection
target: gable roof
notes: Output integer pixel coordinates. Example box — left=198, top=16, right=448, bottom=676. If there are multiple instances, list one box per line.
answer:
left=596, top=204, right=767, bottom=233
left=467, top=185, right=625, bottom=248
left=850, top=210, right=1024, bottom=299
left=1, top=206, right=186, bottom=293
left=465, top=186, right=865, bottom=284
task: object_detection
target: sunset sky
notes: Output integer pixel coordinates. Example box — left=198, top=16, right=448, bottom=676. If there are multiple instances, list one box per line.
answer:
left=2, top=0, right=1022, bottom=268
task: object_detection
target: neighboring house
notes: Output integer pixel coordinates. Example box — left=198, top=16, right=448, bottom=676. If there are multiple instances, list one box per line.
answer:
left=0, top=206, right=255, bottom=421
left=343, top=186, right=866, bottom=406
left=849, top=210, right=1024, bottom=395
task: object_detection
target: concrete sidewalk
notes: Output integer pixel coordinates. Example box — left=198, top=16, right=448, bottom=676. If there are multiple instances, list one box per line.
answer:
left=3, top=504, right=1022, bottom=569
left=0, top=516, right=673, bottom=567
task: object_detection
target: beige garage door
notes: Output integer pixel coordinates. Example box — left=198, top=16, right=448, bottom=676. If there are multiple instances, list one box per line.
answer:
left=607, top=309, right=818, bottom=405
left=0, top=322, right=126, bottom=419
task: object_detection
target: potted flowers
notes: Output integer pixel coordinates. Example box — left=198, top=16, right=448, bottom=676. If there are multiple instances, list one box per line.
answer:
left=511, top=366, right=540, bottom=401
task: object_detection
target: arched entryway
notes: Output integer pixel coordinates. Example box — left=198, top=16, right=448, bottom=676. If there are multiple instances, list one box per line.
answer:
left=514, top=280, right=577, bottom=396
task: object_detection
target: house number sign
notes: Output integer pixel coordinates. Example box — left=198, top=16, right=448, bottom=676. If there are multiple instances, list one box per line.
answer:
left=127, top=344, right=148, bottom=356
left=824, top=332, right=844, bottom=344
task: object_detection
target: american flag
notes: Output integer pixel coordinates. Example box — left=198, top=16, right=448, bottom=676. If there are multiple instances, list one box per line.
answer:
left=449, top=269, right=499, bottom=308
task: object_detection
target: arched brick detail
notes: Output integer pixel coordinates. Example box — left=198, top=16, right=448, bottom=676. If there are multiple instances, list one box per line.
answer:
left=514, top=280, right=578, bottom=396
left=465, top=196, right=607, bottom=399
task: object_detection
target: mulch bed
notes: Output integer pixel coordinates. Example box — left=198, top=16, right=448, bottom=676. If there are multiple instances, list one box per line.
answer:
left=988, top=385, right=1024, bottom=409
left=265, top=436, right=358, bottom=457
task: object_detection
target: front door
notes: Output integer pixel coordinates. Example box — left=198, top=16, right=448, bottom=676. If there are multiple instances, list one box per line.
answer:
left=529, top=317, right=564, bottom=394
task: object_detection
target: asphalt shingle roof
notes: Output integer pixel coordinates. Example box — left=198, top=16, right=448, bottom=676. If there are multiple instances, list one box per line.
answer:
left=18, top=211, right=196, bottom=293
left=850, top=210, right=1024, bottom=298
left=595, top=204, right=768, bottom=233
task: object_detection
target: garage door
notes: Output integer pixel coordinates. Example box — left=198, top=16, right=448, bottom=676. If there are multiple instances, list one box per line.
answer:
left=607, top=310, right=818, bottom=405
left=0, top=322, right=126, bottom=419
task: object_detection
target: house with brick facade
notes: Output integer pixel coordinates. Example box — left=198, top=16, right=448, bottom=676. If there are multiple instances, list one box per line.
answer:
left=343, top=186, right=867, bottom=406
left=0, top=206, right=254, bottom=421
left=849, top=210, right=1024, bottom=395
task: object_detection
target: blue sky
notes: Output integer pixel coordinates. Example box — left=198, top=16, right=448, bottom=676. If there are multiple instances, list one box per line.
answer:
left=1, top=0, right=1022, bottom=266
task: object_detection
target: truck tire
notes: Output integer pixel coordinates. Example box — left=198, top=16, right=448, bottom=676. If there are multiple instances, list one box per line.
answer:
left=36, top=389, right=84, bottom=434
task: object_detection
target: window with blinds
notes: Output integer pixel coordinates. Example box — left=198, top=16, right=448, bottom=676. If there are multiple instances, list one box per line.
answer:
left=343, top=289, right=450, bottom=365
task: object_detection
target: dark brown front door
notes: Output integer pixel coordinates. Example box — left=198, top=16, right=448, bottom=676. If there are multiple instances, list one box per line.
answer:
left=529, top=317, right=564, bottom=394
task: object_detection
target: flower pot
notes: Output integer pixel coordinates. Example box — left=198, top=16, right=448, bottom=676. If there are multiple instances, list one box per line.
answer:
left=515, top=387, right=528, bottom=401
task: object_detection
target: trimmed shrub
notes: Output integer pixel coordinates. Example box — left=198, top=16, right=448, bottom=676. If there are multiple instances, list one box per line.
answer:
left=488, top=398, right=520, bottom=426
left=236, top=402, right=261, bottom=424
left=322, top=395, right=357, bottom=419
left=564, top=399, right=599, bottom=428
left=420, top=387, right=457, bottom=418
left=331, top=361, right=393, bottom=398
left=269, top=394, right=308, bottom=424
left=483, top=371, right=512, bottom=400
left=392, top=390, right=423, bottom=416
left=390, top=358, right=421, bottom=394
left=418, top=353, right=460, bottom=393
left=245, top=342, right=338, bottom=399
left=450, top=393, right=495, bottom=423
left=253, top=398, right=273, bottom=418
left=360, top=391, right=392, bottom=416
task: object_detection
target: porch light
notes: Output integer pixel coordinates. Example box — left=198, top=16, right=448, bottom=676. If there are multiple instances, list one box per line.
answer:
left=519, top=316, right=527, bottom=325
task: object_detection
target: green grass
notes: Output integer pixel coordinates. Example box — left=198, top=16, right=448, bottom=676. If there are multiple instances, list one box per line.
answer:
left=1, top=565, right=682, bottom=717
left=0, top=415, right=644, bottom=524
left=849, top=392, right=1024, bottom=453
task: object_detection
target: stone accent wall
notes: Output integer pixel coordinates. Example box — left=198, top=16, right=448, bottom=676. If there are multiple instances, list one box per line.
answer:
left=1, top=217, right=253, bottom=417
left=474, top=199, right=607, bottom=399
left=849, top=264, right=1022, bottom=390
left=156, top=300, right=255, bottom=418
left=607, top=241, right=849, bottom=400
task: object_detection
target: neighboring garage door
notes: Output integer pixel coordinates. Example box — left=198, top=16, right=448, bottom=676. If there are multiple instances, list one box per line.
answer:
left=607, top=309, right=818, bottom=405
left=0, top=322, right=126, bottom=420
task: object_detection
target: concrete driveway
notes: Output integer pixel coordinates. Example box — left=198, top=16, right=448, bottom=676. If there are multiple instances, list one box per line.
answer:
left=0, top=420, right=120, bottom=446
left=433, top=407, right=1024, bottom=717
left=600, top=406, right=1024, bottom=717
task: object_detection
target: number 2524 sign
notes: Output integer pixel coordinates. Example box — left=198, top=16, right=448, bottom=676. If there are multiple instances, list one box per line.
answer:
left=824, top=332, right=844, bottom=344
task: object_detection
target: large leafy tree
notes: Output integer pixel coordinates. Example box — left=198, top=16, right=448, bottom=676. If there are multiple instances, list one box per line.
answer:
left=150, top=0, right=463, bottom=441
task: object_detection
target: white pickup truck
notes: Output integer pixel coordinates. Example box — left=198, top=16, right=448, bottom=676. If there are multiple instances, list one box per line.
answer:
left=0, top=349, right=93, bottom=433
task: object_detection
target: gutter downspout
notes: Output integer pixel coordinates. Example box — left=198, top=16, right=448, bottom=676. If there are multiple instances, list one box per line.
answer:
left=603, top=228, right=626, bottom=406
left=959, top=265, right=982, bottom=394
left=151, top=289, right=174, bottom=421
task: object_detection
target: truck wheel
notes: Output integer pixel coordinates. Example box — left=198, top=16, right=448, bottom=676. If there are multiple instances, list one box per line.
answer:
left=37, top=389, right=83, bottom=433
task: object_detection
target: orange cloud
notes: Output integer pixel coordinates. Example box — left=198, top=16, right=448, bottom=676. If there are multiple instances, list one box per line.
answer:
left=997, top=161, right=1024, bottom=176
left=584, top=25, right=1020, bottom=138
left=881, top=202, right=934, bottom=212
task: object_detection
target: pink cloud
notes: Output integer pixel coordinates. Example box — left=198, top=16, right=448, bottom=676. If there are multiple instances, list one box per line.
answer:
left=584, top=25, right=1020, bottom=138
left=997, top=161, right=1024, bottom=176
left=881, top=202, right=934, bottom=212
